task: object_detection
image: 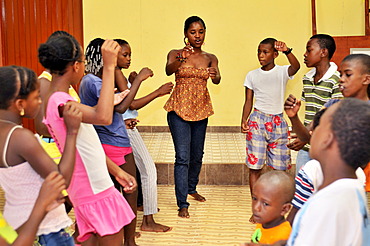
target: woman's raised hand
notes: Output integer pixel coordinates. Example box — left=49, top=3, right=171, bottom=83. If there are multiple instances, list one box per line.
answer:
left=181, top=44, right=194, bottom=59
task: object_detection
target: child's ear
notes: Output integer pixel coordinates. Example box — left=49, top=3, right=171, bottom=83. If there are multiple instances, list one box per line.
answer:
left=14, top=98, right=26, bottom=116
left=72, top=61, right=80, bottom=73
left=363, top=74, right=370, bottom=85
left=321, top=48, right=329, bottom=58
left=322, top=131, right=335, bottom=149
left=281, top=203, right=291, bottom=216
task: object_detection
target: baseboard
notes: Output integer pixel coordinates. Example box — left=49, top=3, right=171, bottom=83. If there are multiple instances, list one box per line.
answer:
left=155, top=163, right=296, bottom=185
left=137, top=126, right=240, bottom=133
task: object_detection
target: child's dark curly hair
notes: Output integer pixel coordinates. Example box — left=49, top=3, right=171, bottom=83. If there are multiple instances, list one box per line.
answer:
left=38, top=35, right=82, bottom=76
left=331, top=98, right=370, bottom=169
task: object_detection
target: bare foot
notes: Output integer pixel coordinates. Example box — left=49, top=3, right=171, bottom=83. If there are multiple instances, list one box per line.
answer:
left=178, top=207, right=190, bottom=218
left=189, top=193, right=206, bottom=202
left=249, top=214, right=256, bottom=224
left=141, top=215, right=172, bottom=232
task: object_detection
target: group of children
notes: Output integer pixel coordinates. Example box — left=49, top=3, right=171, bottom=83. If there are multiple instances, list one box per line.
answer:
left=0, top=30, right=175, bottom=246
left=241, top=33, right=370, bottom=245
left=0, top=27, right=368, bottom=246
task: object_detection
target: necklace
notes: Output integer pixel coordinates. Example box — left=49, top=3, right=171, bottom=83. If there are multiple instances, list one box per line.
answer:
left=0, top=119, right=18, bottom=125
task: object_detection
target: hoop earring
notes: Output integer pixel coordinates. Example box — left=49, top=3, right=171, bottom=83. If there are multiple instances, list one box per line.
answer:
left=20, top=108, right=24, bottom=116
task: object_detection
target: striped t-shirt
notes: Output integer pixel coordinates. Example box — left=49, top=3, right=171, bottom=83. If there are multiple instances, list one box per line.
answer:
left=301, top=62, right=342, bottom=126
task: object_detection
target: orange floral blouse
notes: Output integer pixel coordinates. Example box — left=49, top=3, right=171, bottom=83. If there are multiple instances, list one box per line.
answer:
left=164, top=67, right=214, bottom=121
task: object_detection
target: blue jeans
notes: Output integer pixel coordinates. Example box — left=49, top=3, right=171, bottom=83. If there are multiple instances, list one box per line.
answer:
left=295, top=149, right=312, bottom=175
left=38, top=228, right=74, bottom=246
left=167, top=111, right=208, bottom=209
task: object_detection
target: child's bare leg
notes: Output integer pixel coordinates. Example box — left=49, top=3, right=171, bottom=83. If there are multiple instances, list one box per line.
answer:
left=141, top=214, right=172, bottom=232
left=122, top=153, right=138, bottom=246
left=81, top=234, right=98, bottom=246
left=249, top=168, right=263, bottom=223
left=97, top=228, right=124, bottom=246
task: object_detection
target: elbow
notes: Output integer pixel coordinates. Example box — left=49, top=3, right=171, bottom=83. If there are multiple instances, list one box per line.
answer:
left=165, top=68, right=173, bottom=76
left=129, top=102, right=139, bottom=110
left=96, top=115, right=113, bottom=125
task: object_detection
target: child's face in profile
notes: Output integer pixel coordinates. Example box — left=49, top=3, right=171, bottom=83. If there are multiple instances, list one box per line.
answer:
left=257, top=43, right=276, bottom=69
left=251, top=181, right=287, bottom=228
left=304, top=38, right=322, bottom=68
left=309, top=104, right=336, bottom=161
left=339, top=60, right=369, bottom=98
left=23, top=81, right=42, bottom=119
left=117, top=44, right=131, bottom=69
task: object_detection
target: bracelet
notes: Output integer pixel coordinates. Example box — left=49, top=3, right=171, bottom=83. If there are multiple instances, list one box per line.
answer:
left=176, top=53, right=187, bottom=63
left=283, top=48, right=293, bottom=55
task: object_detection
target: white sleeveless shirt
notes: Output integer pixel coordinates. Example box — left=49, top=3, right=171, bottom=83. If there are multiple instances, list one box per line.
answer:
left=0, top=125, right=71, bottom=235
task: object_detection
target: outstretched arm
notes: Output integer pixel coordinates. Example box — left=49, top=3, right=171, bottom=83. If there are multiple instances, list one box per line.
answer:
left=114, top=67, right=154, bottom=113
left=129, top=82, right=174, bottom=110
left=275, top=41, right=300, bottom=77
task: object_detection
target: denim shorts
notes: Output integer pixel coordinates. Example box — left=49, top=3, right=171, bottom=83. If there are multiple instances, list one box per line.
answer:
left=37, top=228, right=74, bottom=246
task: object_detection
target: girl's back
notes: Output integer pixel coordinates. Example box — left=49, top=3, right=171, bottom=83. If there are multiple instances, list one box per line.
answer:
left=43, top=91, right=113, bottom=204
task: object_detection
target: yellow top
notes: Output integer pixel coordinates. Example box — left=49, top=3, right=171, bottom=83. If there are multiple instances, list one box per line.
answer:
left=38, top=71, right=80, bottom=103
left=0, top=212, right=17, bottom=244
left=251, top=221, right=291, bottom=244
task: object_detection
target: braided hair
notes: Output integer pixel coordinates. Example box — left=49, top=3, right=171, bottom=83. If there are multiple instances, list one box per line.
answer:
left=0, top=66, right=20, bottom=109
left=38, top=35, right=82, bottom=76
left=0, top=66, right=38, bottom=109
left=85, top=38, right=105, bottom=76
left=12, top=66, right=38, bottom=99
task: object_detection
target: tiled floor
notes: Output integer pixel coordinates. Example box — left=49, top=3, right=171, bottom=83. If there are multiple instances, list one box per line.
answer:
left=0, top=132, right=367, bottom=246
left=140, top=132, right=298, bottom=164
left=136, top=185, right=253, bottom=246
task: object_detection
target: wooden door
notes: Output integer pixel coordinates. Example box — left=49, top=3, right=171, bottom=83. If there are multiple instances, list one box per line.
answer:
left=0, top=0, right=83, bottom=131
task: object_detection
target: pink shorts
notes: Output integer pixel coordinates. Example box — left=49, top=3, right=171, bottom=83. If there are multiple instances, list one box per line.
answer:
left=102, top=144, right=132, bottom=166
left=74, top=186, right=135, bottom=242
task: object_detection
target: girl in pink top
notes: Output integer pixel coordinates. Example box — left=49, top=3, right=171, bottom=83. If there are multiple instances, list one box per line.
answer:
left=38, top=35, right=137, bottom=245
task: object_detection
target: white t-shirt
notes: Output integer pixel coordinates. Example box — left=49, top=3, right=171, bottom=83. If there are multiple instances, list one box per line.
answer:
left=244, top=65, right=293, bottom=115
left=288, top=179, right=370, bottom=246
left=293, top=159, right=366, bottom=209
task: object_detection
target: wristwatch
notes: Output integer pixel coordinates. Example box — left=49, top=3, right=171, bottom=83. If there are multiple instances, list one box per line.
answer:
left=283, top=48, right=293, bottom=55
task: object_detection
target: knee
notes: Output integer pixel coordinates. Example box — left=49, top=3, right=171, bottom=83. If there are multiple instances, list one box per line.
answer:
left=175, top=148, right=190, bottom=165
